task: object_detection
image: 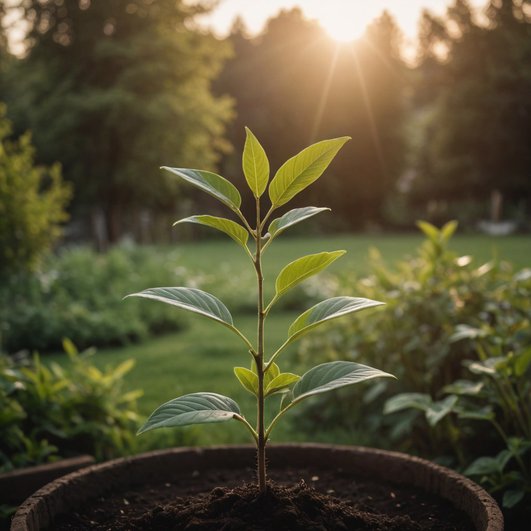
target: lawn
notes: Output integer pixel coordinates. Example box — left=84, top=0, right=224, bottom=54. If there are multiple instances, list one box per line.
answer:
left=169, top=232, right=530, bottom=278
left=49, top=233, right=530, bottom=448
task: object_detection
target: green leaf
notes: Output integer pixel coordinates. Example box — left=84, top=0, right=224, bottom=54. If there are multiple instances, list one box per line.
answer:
left=292, top=361, right=395, bottom=403
left=162, top=167, right=241, bottom=211
left=416, top=220, right=439, bottom=241
left=457, top=406, right=495, bottom=422
left=268, top=137, right=350, bottom=207
left=268, top=207, right=330, bottom=239
left=137, top=392, right=241, bottom=434
left=450, top=324, right=488, bottom=343
left=242, top=127, right=269, bottom=197
left=274, top=251, right=345, bottom=302
left=234, top=367, right=258, bottom=395
left=173, top=215, right=249, bottom=248
left=514, top=346, right=531, bottom=377
left=263, top=362, right=280, bottom=388
left=443, top=379, right=484, bottom=396
left=280, top=389, right=293, bottom=410
left=441, top=220, right=458, bottom=242
left=464, top=456, right=501, bottom=476
left=507, top=437, right=531, bottom=456
left=467, top=357, right=504, bottom=376
left=503, top=489, right=524, bottom=509
left=425, top=395, right=458, bottom=427
left=125, top=287, right=233, bottom=326
left=287, top=296, right=384, bottom=344
left=384, top=393, right=432, bottom=415
left=265, top=373, right=301, bottom=396
left=384, top=393, right=458, bottom=426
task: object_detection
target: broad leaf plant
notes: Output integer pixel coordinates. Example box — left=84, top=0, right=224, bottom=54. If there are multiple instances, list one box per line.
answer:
left=127, top=128, right=395, bottom=492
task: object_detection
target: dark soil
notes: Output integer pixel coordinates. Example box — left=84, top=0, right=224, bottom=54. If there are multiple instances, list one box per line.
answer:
left=54, top=467, right=474, bottom=530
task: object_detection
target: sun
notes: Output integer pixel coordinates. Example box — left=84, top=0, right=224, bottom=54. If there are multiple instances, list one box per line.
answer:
left=317, top=7, right=375, bottom=43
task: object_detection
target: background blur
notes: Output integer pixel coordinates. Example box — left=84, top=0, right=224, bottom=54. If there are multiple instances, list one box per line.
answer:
left=1, top=0, right=530, bottom=247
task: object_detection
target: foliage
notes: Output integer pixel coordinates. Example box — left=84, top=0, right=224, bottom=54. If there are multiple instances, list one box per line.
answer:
left=0, top=340, right=140, bottom=472
left=7, top=0, right=232, bottom=243
left=215, top=8, right=407, bottom=229
left=128, top=129, right=395, bottom=491
left=0, top=5, right=11, bottom=102
left=386, top=287, right=531, bottom=522
left=296, top=220, right=530, bottom=520
left=0, top=244, right=189, bottom=353
left=411, top=0, right=531, bottom=215
left=0, top=105, right=71, bottom=275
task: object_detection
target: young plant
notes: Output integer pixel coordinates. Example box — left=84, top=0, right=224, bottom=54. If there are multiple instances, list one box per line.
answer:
left=126, top=128, right=395, bottom=492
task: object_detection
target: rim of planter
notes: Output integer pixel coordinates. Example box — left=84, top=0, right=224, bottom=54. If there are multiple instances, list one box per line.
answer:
left=11, top=443, right=503, bottom=531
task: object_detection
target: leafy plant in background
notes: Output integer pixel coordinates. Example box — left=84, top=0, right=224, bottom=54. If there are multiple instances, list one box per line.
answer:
left=0, top=104, right=70, bottom=276
left=386, top=273, right=531, bottom=516
left=0, top=339, right=140, bottom=472
left=127, top=128, right=395, bottom=491
left=0, top=245, right=190, bottom=353
left=295, top=220, right=530, bottom=522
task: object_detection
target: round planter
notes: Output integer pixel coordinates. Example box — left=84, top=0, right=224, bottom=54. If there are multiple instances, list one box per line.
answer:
left=0, top=455, right=94, bottom=507
left=11, top=444, right=503, bottom=531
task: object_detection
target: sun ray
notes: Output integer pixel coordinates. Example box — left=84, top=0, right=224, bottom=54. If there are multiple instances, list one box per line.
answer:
left=309, top=43, right=341, bottom=143
left=348, top=44, right=388, bottom=179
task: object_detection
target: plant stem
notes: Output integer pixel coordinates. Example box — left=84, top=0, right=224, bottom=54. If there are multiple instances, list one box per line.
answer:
left=254, top=196, right=267, bottom=493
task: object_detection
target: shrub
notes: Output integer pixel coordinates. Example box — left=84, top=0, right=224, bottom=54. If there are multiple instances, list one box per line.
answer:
left=0, top=104, right=70, bottom=275
left=385, top=269, right=531, bottom=519
left=0, top=340, right=140, bottom=472
left=295, top=221, right=530, bottom=519
left=0, top=241, right=327, bottom=353
left=0, top=244, right=190, bottom=352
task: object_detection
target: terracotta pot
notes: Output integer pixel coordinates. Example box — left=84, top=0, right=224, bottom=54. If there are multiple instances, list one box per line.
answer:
left=11, top=444, right=503, bottom=531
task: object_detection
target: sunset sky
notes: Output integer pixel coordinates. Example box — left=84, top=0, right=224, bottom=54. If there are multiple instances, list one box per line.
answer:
left=195, top=0, right=485, bottom=44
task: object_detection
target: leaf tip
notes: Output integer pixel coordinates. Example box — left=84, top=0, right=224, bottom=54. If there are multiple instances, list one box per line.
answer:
left=136, top=424, right=148, bottom=436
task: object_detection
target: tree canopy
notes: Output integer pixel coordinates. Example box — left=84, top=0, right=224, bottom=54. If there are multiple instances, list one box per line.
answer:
left=411, top=0, right=531, bottom=219
left=1, top=0, right=529, bottom=237
left=215, top=8, right=407, bottom=229
left=8, top=0, right=232, bottom=243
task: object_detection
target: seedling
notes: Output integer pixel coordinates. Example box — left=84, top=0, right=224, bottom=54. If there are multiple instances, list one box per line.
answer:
left=127, top=128, right=395, bottom=492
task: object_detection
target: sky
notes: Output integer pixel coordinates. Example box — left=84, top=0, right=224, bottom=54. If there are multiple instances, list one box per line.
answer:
left=194, top=0, right=485, bottom=50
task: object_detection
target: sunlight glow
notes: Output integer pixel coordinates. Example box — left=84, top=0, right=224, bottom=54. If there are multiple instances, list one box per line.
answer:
left=318, top=9, right=373, bottom=42
left=309, top=45, right=341, bottom=141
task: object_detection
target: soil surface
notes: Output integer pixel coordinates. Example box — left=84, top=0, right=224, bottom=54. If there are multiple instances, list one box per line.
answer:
left=54, top=467, right=474, bottom=530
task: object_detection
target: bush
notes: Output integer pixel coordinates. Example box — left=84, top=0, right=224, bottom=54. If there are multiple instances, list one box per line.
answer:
left=384, top=273, right=531, bottom=523
left=0, top=340, right=140, bottom=472
left=0, top=244, right=191, bottom=353
left=0, top=241, right=328, bottom=353
left=0, top=104, right=70, bottom=275
left=295, top=221, right=530, bottom=520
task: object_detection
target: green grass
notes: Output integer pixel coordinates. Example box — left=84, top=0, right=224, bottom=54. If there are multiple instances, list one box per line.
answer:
left=49, top=311, right=306, bottom=446
left=48, top=233, right=530, bottom=449
left=170, top=233, right=530, bottom=279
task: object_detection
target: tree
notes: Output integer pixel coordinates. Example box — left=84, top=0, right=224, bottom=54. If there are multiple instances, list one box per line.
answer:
left=215, top=9, right=407, bottom=228
left=0, top=4, right=11, bottom=101
left=411, top=0, right=531, bottom=219
left=321, top=11, right=406, bottom=225
left=0, top=104, right=71, bottom=275
left=9, top=0, right=232, bottom=243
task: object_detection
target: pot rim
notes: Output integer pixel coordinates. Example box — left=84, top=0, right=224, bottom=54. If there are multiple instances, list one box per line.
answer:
left=11, top=443, right=504, bottom=531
